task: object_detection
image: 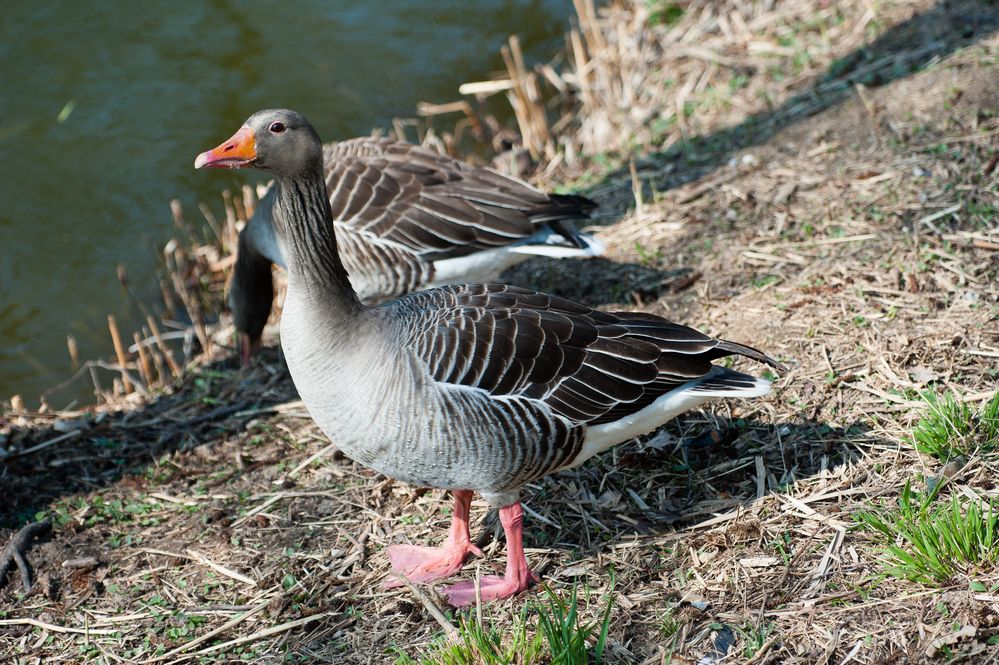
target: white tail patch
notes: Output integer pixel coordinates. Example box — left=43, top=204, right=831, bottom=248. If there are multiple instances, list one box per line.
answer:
left=564, top=367, right=772, bottom=472
left=508, top=230, right=605, bottom=258
left=430, top=230, right=604, bottom=285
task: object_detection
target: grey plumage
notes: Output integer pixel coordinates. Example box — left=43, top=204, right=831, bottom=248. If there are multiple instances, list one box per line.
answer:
left=229, top=136, right=603, bottom=357
left=197, top=109, right=782, bottom=604
left=283, top=281, right=781, bottom=507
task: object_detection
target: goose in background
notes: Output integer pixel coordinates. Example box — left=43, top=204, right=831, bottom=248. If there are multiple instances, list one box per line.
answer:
left=196, top=109, right=783, bottom=605
left=228, top=136, right=603, bottom=363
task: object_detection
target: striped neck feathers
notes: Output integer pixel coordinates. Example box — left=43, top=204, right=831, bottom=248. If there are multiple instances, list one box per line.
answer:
left=272, top=168, right=361, bottom=312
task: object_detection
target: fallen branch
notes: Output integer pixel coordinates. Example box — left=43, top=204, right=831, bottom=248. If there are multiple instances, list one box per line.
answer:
left=0, top=520, right=52, bottom=592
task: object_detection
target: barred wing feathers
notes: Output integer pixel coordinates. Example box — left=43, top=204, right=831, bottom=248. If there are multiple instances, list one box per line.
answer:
left=324, top=138, right=595, bottom=260
left=390, top=284, right=780, bottom=430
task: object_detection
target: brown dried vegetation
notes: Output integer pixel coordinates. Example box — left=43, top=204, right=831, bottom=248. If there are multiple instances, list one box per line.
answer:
left=2, top=0, right=998, bottom=662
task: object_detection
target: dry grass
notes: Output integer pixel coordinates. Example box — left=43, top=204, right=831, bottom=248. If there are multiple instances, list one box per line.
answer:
left=3, top=0, right=999, bottom=662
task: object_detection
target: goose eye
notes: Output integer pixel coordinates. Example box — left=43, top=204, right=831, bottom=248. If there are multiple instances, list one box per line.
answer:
left=269, top=121, right=286, bottom=134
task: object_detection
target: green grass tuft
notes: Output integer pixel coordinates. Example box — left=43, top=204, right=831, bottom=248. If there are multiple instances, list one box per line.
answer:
left=397, top=579, right=616, bottom=665
left=395, top=606, right=543, bottom=665
left=533, top=578, right=615, bottom=665
left=855, top=481, right=999, bottom=585
left=912, top=390, right=999, bottom=460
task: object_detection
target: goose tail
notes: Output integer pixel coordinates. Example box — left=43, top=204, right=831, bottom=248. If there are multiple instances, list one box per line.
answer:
left=508, top=222, right=605, bottom=259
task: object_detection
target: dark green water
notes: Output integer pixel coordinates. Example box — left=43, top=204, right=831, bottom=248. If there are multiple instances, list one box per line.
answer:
left=0, top=0, right=571, bottom=406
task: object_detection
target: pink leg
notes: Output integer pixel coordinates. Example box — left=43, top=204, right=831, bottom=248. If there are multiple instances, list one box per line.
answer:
left=385, top=490, right=482, bottom=586
left=440, top=501, right=536, bottom=606
left=238, top=333, right=260, bottom=367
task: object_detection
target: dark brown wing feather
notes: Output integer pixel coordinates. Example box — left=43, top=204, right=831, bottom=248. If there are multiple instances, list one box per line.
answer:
left=323, top=138, right=595, bottom=259
left=389, top=284, right=780, bottom=426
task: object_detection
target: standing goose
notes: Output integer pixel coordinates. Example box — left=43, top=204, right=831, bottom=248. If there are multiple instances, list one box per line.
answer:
left=229, top=137, right=603, bottom=363
left=196, top=110, right=783, bottom=605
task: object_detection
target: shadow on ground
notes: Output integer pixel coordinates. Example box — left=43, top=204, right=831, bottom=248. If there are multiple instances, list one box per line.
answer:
left=470, top=416, right=876, bottom=559
left=2, top=0, right=995, bottom=587
left=0, top=352, right=292, bottom=531
left=578, top=0, right=999, bottom=214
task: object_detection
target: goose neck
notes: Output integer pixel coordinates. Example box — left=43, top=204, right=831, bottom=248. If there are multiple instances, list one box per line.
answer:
left=273, top=171, right=361, bottom=314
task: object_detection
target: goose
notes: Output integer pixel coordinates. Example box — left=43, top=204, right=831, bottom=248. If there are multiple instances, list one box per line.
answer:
left=195, top=109, right=783, bottom=605
left=228, top=137, right=603, bottom=363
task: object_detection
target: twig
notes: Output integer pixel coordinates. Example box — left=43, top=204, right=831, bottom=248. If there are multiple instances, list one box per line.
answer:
left=2, top=429, right=81, bottom=460
left=107, top=314, right=132, bottom=393
left=0, top=520, right=52, bottom=592
left=185, top=549, right=257, bottom=587
left=0, top=617, right=117, bottom=636
left=143, top=601, right=269, bottom=662
left=390, top=572, right=458, bottom=637
left=167, top=612, right=341, bottom=662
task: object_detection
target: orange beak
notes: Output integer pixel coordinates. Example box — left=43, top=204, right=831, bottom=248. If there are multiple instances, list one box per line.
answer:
left=195, top=126, right=256, bottom=169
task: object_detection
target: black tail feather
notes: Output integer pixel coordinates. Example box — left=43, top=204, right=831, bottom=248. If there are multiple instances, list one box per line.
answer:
left=710, top=339, right=787, bottom=372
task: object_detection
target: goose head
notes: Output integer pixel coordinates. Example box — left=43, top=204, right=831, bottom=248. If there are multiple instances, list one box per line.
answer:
left=195, top=109, right=323, bottom=178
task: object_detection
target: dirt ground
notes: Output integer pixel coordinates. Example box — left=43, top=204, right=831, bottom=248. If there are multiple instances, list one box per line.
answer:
left=2, top=1, right=998, bottom=663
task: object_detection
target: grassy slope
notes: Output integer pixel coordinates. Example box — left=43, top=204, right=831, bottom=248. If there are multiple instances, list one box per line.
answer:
left=2, top=1, right=998, bottom=662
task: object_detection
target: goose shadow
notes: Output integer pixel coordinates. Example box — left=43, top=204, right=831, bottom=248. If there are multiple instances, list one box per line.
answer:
left=0, top=353, right=294, bottom=532
left=2, top=0, right=994, bottom=609
left=501, top=256, right=698, bottom=307
left=467, top=417, right=880, bottom=559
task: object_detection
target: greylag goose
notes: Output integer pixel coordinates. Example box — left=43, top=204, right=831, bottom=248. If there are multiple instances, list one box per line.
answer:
left=228, top=137, right=602, bottom=363
left=195, top=110, right=783, bottom=605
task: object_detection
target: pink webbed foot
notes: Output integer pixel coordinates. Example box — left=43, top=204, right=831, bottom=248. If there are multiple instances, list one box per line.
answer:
left=440, top=569, right=537, bottom=606
left=385, top=541, right=483, bottom=586
left=439, top=501, right=536, bottom=606
left=384, top=490, right=480, bottom=588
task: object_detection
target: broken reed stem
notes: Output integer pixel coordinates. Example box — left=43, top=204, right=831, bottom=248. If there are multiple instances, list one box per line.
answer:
left=87, top=364, right=104, bottom=401
left=107, top=315, right=132, bottom=394
left=133, top=331, right=154, bottom=387
left=66, top=335, right=80, bottom=371
left=198, top=201, right=223, bottom=247
left=143, top=325, right=168, bottom=382
left=241, top=184, right=257, bottom=220
left=170, top=199, right=199, bottom=249
left=169, top=249, right=211, bottom=356
left=501, top=39, right=531, bottom=152
left=222, top=189, right=237, bottom=233
left=158, top=276, right=177, bottom=319
left=629, top=158, right=644, bottom=213
left=146, top=315, right=181, bottom=378
left=231, top=191, right=247, bottom=227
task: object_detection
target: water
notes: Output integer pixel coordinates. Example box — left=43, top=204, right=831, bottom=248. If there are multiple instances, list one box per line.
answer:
left=0, top=0, right=572, bottom=406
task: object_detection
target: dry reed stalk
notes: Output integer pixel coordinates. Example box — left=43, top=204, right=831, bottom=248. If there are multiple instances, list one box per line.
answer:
left=231, top=193, right=247, bottom=227
left=457, top=79, right=515, bottom=96
left=133, top=331, right=154, bottom=387
left=107, top=315, right=132, bottom=394
left=87, top=364, right=104, bottom=401
left=241, top=184, right=257, bottom=220
left=66, top=335, right=80, bottom=371
left=501, top=35, right=553, bottom=160
left=629, top=158, right=644, bottom=213
left=222, top=189, right=237, bottom=233
left=417, top=100, right=487, bottom=148
left=169, top=247, right=211, bottom=356
left=170, top=199, right=199, bottom=249
left=142, top=324, right=167, bottom=382
left=146, top=315, right=181, bottom=378
left=198, top=201, right=223, bottom=247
